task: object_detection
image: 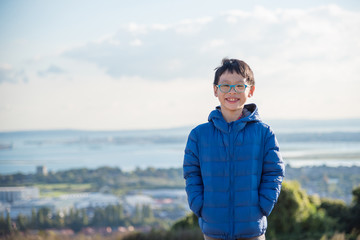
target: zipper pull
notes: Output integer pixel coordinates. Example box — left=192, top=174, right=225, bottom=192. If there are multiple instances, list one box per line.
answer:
left=228, top=122, right=233, bottom=132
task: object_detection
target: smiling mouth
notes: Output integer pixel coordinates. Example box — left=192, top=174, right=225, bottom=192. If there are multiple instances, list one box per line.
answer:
left=225, top=98, right=240, bottom=102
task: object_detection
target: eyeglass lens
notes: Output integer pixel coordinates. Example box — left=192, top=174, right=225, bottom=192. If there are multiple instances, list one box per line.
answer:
left=219, top=84, right=246, bottom=93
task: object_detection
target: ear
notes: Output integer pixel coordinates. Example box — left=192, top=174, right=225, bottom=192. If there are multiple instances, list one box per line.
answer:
left=213, top=85, right=218, bottom=97
left=248, top=85, right=255, bottom=98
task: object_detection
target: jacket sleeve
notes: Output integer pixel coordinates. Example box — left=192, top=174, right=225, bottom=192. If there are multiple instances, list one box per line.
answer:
left=259, top=127, right=285, bottom=216
left=183, top=128, right=204, bottom=217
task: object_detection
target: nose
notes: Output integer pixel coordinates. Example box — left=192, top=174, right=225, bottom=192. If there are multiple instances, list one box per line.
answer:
left=229, top=86, right=237, bottom=93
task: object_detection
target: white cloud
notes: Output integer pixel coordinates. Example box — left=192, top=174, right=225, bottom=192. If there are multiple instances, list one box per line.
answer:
left=38, top=65, right=65, bottom=77
left=200, top=39, right=225, bottom=52
left=0, top=64, right=28, bottom=83
left=130, top=38, right=143, bottom=46
left=175, top=17, right=213, bottom=34
left=61, top=5, right=360, bottom=88
left=151, top=23, right=170, bottom=31
left=1, top=4, right=360, bottom=131
left=126, top=22, right=148, bottom=35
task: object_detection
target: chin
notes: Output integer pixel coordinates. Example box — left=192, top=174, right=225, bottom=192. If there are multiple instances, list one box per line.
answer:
left=224, top=107, right=242, bottom=112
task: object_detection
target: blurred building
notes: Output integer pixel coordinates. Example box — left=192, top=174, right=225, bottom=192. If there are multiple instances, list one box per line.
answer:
left=9, top=198, right=56, bottom=218
left=0, top=187, right=39, bottom=203
left=36, top=165, right=48, bottom=176
left=2, top=191, right=121, bottom=219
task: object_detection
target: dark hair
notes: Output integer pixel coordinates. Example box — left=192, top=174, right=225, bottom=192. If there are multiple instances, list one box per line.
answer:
left=213, top=58, right=255, bottom=86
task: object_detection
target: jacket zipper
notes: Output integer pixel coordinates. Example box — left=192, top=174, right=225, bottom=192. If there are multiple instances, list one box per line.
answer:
left=228, top=124, right=234, bottom=239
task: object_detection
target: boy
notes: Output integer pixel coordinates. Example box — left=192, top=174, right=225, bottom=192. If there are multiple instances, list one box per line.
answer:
left=183, top=58, right=285, bottom=240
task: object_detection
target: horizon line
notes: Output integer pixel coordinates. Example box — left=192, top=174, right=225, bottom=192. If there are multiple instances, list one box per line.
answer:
left=1, top=118, right=360, bottom=133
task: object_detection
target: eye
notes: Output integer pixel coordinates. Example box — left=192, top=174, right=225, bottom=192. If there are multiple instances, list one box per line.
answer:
left=221, top=84, right=230, bottom=89
left=219, top=84, right=231, bottom=92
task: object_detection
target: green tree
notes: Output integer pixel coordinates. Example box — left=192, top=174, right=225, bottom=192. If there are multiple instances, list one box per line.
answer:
left=81, top=209, right=88, bottom=227
left=348, top=186, right=360, bottom=235
left=0, top=212, right=13, bottom=236
left=30, top=208, right=37, bottom=229
left=268, top=181, right=314, bottom=235
left=91, top=207, right=106, bottom=227
left=319, top=198, right=348, bottom=231
left=37, top=207, right=52, bottom=229
left=53, top=211, right=65, bottom=228
left=16, top=214, right=29, bottom=231
left=0, top=213, right=5, bottom=235
left=109, top=204, right=125, bottom=226
left=142, top=205, right=154, bottom=221
left=105, top=205, right=115, bottom=225
left=116, top=204, right=124, bottom=223
left=171, top=212, right=199, bottom=231
left=5, top=212, right=13, bottom=235
left=90, top=205, right=126, bottom=227
left=134, top=204, right=142, bottom=225
left=267, top=181, right=336, bottom=239
left=66, top=208, right=84, bottom=232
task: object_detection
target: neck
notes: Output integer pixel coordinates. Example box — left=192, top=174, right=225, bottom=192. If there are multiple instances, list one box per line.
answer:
left=221, top=107, right=243, bottom=123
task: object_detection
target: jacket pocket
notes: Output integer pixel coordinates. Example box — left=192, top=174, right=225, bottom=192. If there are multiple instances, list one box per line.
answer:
left=190, top=193, right=203, bottom=217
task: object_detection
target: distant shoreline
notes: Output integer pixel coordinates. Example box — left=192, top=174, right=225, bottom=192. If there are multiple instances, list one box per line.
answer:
left=1, top=118, right=360, bottom=133
left=1, top=124, right=360, bottom=175
left=1, top=164, right=360, bottom=176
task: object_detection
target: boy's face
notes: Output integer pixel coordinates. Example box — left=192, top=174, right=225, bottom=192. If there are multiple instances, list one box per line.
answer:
left=213, top=70, right=255, bottom=114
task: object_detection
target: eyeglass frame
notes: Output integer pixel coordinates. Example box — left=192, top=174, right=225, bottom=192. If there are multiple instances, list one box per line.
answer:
left=216, top=84, right=250, bottom=93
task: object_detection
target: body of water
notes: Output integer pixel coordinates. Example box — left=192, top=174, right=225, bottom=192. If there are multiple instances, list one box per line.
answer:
left=1, top=119, right=360, bottom=174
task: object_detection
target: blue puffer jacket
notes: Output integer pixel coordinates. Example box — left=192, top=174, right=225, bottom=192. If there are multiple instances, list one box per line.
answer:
left=183, top=104, right=285, bottom=240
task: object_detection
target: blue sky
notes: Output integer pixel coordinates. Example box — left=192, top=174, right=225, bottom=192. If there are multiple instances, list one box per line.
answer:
left=1, top=0, right=360, bottom=131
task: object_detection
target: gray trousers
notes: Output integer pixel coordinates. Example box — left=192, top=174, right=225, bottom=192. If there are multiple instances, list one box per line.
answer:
left=204, top=234, right=265, bottom=240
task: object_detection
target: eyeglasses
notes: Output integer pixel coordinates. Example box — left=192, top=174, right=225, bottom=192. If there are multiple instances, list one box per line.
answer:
left=217, top=84, right=249, bottom=93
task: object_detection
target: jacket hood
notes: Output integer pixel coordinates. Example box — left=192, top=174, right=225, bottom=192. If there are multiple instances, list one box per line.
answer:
left=208, top=103, right=261, bottom=133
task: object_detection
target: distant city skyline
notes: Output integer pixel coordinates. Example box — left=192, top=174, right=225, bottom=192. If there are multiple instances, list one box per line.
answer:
left=1, top=0, right=360, bottom=131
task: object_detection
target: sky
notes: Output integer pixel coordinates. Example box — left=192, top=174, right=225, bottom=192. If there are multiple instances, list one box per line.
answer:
left=1, top=0, right=360, bottom=131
